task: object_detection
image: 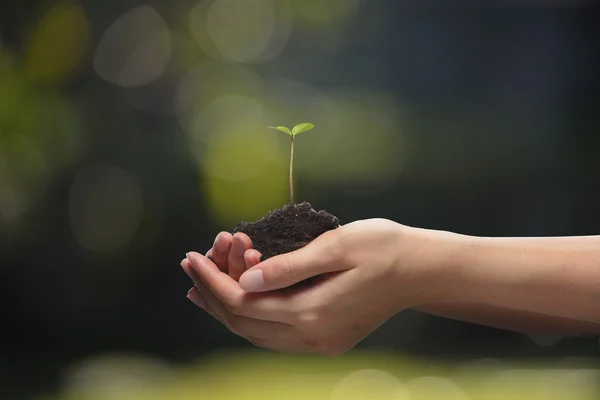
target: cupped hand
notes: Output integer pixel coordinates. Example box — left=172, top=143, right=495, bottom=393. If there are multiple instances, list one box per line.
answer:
left=182, top=219, right=436, bottom=355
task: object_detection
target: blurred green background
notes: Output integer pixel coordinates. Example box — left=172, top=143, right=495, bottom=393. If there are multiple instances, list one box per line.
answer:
left=1, top=0, right=599, bottom=399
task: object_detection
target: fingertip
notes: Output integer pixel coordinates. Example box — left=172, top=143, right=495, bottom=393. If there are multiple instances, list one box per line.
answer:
left=181, top=258, right=191, bottom=268
left=244, top=249, right=261, bottom=268
left=231, top=233, right=251, bottom=258
left=186, top=251, right=199, bottom=263
left=181, top=258, right=195, bottom=276
left=233, top=232, right=252, bottom=248
left=186, top=286, right=206, bottom=309
left=181, top=258, right=200, bottom=285
left=187, top=286, right=198, bottom=296
left=210, top=233, right=231, bottom=273
left=187, top=251, right=219, bottom=274
left=214, top=231, right=233, bottom=253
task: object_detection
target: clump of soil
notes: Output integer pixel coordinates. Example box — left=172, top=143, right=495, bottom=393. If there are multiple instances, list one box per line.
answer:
left=233, top=202, right=340, bottom=261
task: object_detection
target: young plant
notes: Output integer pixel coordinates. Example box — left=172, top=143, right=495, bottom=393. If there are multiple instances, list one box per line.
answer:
left=268, top=122, right=315, bottom=205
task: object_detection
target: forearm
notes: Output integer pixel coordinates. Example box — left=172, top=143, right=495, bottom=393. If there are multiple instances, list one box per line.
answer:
left=415, top=302, right=600, bottom=335
left=417, top=230, right=600, bottom=323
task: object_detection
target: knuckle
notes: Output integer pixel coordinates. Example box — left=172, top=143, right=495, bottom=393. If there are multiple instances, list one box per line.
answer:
left=280, top=255, right=296, bottom=279
left=225, top=303, right=242, bottom=316
left=320, top=231, right=346, bottom=263
left=295, top=309, right=324, bottom=331
left=223, top=296, right=244, bottom=315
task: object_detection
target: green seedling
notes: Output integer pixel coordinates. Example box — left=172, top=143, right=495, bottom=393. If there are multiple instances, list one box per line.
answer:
left=268, top=122, right=315, bottom=205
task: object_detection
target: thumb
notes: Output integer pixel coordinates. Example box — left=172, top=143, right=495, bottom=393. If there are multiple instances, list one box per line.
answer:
left=238, top=242, right=345, bottom=292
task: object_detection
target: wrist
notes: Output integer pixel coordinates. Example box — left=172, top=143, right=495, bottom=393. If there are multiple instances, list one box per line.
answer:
left=392, top=226, right=476, bottom=306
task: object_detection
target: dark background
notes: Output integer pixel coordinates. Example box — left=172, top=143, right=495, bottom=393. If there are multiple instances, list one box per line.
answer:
left=1, top=0, right=599, bottom=399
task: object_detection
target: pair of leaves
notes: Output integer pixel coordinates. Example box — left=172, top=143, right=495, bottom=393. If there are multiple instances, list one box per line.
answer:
left=269, top=123, right=314, bottom=137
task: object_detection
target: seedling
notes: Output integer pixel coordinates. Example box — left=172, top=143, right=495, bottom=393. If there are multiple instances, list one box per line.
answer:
left=231, top=121, right=338, bottom=261
left=268, top=123, right=315, bottom=205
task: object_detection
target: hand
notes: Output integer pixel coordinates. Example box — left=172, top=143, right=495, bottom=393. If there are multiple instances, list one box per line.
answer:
left=187, top=224, right=600, bottom=344
left=181, top=219, right=438, bottom=355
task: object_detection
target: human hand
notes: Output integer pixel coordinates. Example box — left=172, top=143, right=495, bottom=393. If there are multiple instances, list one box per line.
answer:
left=182, top=219, right=444, bottom=355
left=188, top=223, right=600, bottom=343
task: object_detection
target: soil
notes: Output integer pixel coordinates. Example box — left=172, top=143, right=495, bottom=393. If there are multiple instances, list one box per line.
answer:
left=232, top=201, right=340, bottom=261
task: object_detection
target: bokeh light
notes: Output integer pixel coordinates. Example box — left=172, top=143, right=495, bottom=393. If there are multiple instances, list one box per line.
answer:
left=94, top=6, right=171, bottom=87
left=25, top=2, right=91, bottom=84
left=187, top=95, right=265, bottom=146
left=200, top=126, right=288, bottom=227
left=190, top=0, right=292, bottom=63
left=483, top=369, right=555, bottom=400
left=0, top=133, right=46, bottom=221
left=533, top=369, right=599, bottom=400
left=405, top=376, right=468, bottom=400
left=292, top=0, right=361, bottom=24
left=175, top=61, right=263, bottom=119
left=206, top=0, right=275, bottom=62
left=0, top=54, right=82, bottom=228
left=45, top=351, right=600, bottom=400
left=121, top=30, right=201, bottom=115
left=62, top=353, right=173, bottom=400
left=330, top=369, right=408, bottom=400
left=69, top=165, right=144, bottom=251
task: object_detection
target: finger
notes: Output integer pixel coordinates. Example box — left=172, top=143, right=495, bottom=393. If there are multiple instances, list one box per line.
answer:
left=238, top=235, right=347, bottom=292
left=206, top=248, right=213, bottom=259
left=187, top=286, right=224, bottom=325
left=244, top=249, right=262, bottom=269
left=186, top=252, right=300, bottom=324
left=192, top=281, right=296, bottom=344
left=211, top=232, right=233, bottom=273
left=181, top=258, right=203, bottom=288
left=228, top=232, right=252, bottom=282
left=187, top=286, right=206, bottom=309
left=186, top=252, right=241, bottom=304
left=190, top=286, right=307, bottom=354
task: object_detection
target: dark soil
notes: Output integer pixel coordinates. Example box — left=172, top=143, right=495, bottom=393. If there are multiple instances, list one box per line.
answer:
left=232, top=202, right=340, bottom=261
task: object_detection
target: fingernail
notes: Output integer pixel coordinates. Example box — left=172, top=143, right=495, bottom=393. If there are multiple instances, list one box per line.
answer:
left=240, top=270, right=264, bottom=292
left=187, top=288, right=205, bottom=309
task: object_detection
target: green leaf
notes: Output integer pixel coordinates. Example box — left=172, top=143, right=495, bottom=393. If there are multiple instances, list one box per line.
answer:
left=291, top=123, right=314, bottom=136
left=268, top=126, right=292, bottom=136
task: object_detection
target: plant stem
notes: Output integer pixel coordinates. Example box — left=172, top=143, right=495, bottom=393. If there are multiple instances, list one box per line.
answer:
left=289, top=135, right=295, bottom=204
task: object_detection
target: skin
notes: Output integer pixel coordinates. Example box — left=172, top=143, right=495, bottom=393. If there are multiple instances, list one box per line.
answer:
left=181, top=219, right=600, bottom=355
